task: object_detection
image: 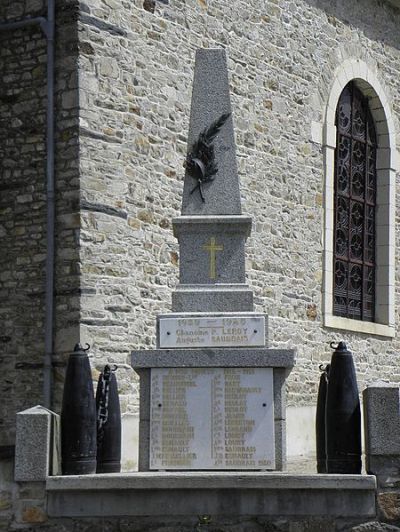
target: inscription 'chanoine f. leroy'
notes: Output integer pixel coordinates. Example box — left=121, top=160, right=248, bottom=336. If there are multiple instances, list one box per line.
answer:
left=202, top=237, right=223, bottom=280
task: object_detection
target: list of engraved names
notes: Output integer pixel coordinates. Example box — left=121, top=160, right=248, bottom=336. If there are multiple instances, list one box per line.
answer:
left=150, top=368, right=275, bottom=470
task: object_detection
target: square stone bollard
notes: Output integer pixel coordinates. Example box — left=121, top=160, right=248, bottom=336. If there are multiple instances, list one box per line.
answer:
left=363, top=382, right=400, bottom=488
left=15, top=405, right=61, bottom=482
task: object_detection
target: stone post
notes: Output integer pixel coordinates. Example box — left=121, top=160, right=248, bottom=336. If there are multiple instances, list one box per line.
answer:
left=15, top=405, right=61, bottom=482
left=14, top=405, right=61, bottom=526
left=363, top=382, right=400, bottom=523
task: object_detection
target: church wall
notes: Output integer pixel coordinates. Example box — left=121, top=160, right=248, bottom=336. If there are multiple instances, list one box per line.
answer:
left=0, top=0, right=399, bottom=530
left=1, top=0, right=400, bottom=479
left=0, top=1, right=48, bottom=449
left=0, top=0, right=80, bottom=450
left=77, top=0, right=400, bottom=455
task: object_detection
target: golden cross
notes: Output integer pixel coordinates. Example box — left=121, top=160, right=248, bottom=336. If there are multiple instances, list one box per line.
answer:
left=202, top=237, right=223, bottom=280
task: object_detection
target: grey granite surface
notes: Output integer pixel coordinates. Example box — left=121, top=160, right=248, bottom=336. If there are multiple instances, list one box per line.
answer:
left=135, top=369, right=151, bottom=472
left=182, top=49, right=241, bottom=215
left=363, top=384, right=400, bottom=456
left=274, top=419, right=286, bottom=471
left=47, top=472, right=376, bottom=518
left=15, top=405, right=60, bottom=481
left=172, top=215, right=252, bottom=233
left=176, top=230, right=247, bottom=284
left=363, top=383, right=400, bottom=484
left=273, top=368, right=287, bottom=421
left=47, top=472, right=376, bottom=491
left=172, top=285, right=254, bottom=312
left=131, top=348, right=295, bottom=369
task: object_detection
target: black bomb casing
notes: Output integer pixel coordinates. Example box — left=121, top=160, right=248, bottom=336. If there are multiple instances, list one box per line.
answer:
left=325, top=341, right=361, bottom=474
left=61, top=344, right=97, bottom=475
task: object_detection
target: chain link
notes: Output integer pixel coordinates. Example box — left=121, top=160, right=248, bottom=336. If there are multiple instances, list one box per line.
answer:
left=97, top=365, right=116, bottom=447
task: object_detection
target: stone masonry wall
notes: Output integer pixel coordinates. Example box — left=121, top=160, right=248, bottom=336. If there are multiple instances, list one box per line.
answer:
left=0, top=1, right=48, bottom=449
left=0, top=0, right=400, bottom=530
left=0, top=0, right=80, bottom=527
left=0, top=0, right=80, bottom=449
left=77, top=0, right=400, bottom=421
left=1, top=0, right=400, bottom=483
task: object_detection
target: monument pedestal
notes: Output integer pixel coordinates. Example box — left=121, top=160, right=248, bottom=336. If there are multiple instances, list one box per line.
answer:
left=132, top=347, right=294, bottom=472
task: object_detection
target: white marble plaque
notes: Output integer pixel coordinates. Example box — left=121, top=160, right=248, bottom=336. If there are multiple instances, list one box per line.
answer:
left=150, top=367, right=274, bottom=470
left=158, top=316, right=265, bottom=348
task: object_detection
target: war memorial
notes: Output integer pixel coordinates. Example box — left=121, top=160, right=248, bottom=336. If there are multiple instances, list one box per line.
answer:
left=2, top=0, right=400, bottom=530
left=132, top=48, right=294, bottom=474
left=13, top=47, right=399, bottom=532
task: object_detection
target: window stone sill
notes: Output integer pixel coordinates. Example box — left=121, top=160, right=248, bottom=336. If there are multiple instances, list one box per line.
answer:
left=324, top=315, right=395, bottom=338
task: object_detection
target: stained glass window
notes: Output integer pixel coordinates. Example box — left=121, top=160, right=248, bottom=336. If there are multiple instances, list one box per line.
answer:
left=333, top=82, right=376, bottom=321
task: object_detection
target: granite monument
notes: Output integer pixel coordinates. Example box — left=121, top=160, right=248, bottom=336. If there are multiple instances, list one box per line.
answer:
left=132, top=48, right=295, bottom=471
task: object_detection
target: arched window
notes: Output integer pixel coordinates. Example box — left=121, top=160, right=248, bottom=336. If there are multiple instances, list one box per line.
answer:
left=333, top=82, right=376, bottom=322
left=322, top=60, right=396, bottom=337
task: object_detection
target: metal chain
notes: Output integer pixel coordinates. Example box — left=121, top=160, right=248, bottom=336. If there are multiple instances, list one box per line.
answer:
left=319, top=363, right=330, bottom=384
left=97, top=365, right=116, bottom=447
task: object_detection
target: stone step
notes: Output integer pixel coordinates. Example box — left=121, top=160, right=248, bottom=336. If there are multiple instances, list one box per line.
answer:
left=47, top=472, right=376, bottom=519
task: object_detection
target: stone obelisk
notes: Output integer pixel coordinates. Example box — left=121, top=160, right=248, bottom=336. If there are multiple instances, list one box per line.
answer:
left=132, top=49, right=294, bottom=472
left=172, top=48, right=254, bottom=313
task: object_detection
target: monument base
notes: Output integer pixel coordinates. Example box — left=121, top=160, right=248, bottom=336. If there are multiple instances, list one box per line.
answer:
left=132, top=348, right=295, bottom=472
left=46, top=472, right=376, bottom=521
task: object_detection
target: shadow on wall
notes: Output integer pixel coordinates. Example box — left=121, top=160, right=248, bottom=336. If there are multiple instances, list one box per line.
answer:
left=304, top=0, right=400, bottom=51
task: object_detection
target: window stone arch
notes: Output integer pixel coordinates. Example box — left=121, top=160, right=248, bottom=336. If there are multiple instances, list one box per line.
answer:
left=322, top=59, right=397, bottom=337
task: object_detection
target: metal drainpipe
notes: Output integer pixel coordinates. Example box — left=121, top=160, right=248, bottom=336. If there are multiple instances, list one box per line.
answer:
left=0, top=0, right=55, bottom=409
left=43, top=0, right=55, bottom=411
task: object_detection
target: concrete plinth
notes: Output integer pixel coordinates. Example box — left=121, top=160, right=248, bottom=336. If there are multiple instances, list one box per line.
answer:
left=46, top=472, right=376, bottom=519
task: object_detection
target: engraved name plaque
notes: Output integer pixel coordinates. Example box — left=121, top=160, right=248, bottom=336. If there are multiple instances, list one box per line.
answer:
left=150, top=367, right=274, bottom=470
left=158, top=316, right=265, bottom=348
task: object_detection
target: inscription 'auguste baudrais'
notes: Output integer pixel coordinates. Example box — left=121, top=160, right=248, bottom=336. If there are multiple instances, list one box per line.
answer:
left=176, top=326, right=248, bottom=344
left=159, top=316, right=265, bottom=349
